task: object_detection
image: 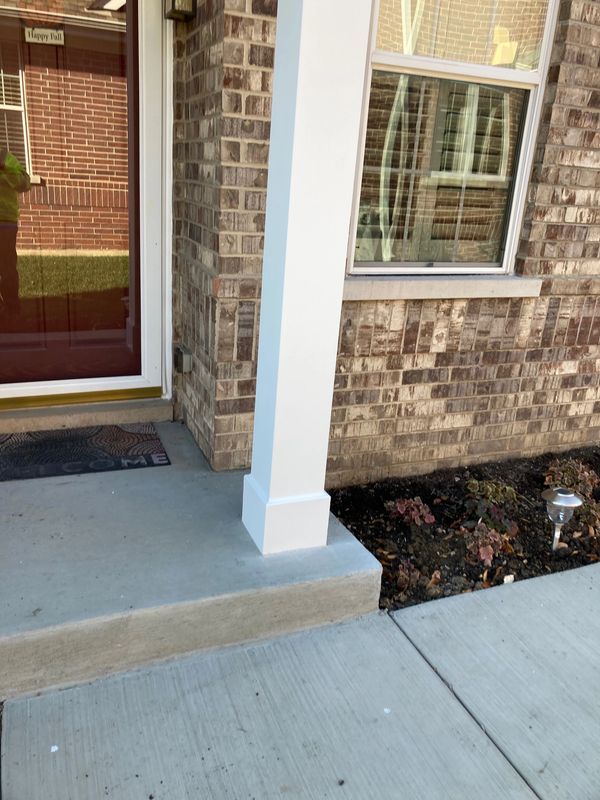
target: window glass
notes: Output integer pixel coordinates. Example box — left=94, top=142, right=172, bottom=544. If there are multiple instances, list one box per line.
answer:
left=376, top=0, right=550, bottom=70
left=355, top=71, right=527, bottom=266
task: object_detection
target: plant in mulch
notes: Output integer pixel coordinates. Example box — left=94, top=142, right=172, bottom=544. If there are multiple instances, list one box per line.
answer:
left=460, top=521, right=510, bottom=568
left=454, top=480, right=522, bottom=586
left=386, top=496, right=436, bottom=529
left=545, top=459, right=600, bottom=560
left=384, top=497, right=444, bottom=603
left=545, top=458, right=600, bottom=562
left=461, top=479, right=520, bottom=538
left=544, top=459, right=600, bottom=500
left=395, top=559, right=422, bottom=597
left=330, top=447, right=600, bottom=612
left=568, top=503, right=600, bottom=561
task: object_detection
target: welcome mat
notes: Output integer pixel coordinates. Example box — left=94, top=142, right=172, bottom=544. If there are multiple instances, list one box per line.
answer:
left=0, top=423, right=170, bottom=482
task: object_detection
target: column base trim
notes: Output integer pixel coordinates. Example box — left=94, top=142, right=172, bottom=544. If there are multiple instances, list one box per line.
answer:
left=242, top=474, right=331, bottom=555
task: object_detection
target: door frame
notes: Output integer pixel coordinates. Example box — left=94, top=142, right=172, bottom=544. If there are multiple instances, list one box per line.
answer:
left=0, top=2, right=172, bottom=402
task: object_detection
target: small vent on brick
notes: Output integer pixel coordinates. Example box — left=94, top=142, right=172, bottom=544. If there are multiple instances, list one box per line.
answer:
left=174, top=344, right=193, bottom=374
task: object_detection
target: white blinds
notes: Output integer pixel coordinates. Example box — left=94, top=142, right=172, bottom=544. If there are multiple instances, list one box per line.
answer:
left=0, top=41, right=27, bottom=167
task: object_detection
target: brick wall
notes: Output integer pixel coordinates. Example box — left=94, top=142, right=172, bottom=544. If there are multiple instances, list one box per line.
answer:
left=212, top=0, right=274, bottom=469
left=178, top=0, right=600, bottom=488
left=172, top=0, right=224, bottom=457
left=327, top=0, right=600, bottom=486
left=172, top=0, right=274, bottom=464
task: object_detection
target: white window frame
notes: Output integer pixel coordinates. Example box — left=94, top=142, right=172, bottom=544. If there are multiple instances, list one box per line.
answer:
left=347, top=0, right=561, bottom=277
left=431, top=82, right=511, bottom=179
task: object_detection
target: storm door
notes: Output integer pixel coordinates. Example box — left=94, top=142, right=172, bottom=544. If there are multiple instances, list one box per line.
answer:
left=0, top=0, right=141, bottom=385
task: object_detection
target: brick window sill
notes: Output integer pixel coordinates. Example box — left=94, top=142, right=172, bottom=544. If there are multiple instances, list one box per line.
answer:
left=343, top=275, right=543, bottom=302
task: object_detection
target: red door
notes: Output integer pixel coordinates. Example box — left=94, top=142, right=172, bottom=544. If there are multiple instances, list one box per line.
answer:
left=0, top=0, right=140, bottom=384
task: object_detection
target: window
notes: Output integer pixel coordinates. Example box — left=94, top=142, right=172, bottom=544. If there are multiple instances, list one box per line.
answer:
left=0, top=40, right=30, bottom=172
left=351, top=0, right=557, bottom=275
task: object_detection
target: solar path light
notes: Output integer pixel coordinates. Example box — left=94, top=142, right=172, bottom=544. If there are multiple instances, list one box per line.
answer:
left=541, top=487, right=583, bottom=552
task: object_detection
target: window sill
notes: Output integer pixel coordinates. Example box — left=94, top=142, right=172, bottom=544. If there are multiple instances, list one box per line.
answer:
left=343, top=275, right=543, bottom=302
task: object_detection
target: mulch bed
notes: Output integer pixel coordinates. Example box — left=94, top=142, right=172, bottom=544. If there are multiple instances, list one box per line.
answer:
left=330, top=446, right=600, bottom=611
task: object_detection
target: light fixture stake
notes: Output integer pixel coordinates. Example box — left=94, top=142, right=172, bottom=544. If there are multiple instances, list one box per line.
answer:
left=541, top=487, right=583, bottom=551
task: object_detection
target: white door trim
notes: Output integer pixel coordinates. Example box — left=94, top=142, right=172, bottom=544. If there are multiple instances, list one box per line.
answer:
left=161, top=14, right=174, bottom=401
left=0, top=1, right=171, bottom=401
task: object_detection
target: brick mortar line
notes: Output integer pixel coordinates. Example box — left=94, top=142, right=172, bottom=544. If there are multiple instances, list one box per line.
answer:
left=541, top=142, right=600, bottom=150
left=219, top=131, right=271, bottom=140
left=222, top=112, right=273, bottom=119
left=225, top=16, right=275, bottom=24
left=558, top=19, right=600, bottom=32
left=331, top=390, right=598, bottom=401
left=387, top=612, right=545, bottom=800
left=330, top=421, right=600, bottom=439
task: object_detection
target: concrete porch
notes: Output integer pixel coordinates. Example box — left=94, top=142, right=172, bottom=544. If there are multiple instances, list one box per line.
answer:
left=0, top=421, right=380, bottom=697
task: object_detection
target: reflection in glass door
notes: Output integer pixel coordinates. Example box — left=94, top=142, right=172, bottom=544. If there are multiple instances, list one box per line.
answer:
left=0, top=0, right=139, bottom=384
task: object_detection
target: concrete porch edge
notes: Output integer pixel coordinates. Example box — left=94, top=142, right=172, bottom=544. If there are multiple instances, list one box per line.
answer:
left=0, top=421, right=381, bottom=698
left=0, top=560, right=380, bottom=699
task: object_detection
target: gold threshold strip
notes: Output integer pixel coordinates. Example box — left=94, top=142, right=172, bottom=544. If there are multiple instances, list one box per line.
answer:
left=0, top=387, right=162, bottom=412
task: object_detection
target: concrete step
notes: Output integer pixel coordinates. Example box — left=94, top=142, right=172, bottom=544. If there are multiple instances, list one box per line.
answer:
left=0, top=422, right=381, bottom=698
left=0, top=397, right=173, bottom=434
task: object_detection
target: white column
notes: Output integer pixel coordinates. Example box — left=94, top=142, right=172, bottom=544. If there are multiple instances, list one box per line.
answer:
left=242, top=0, right=373, bottom=554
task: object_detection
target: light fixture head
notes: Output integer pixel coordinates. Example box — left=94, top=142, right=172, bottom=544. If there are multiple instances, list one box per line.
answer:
left=542, top=487, right=583, bottom=526
left=164, top=0, right=197, bottom=21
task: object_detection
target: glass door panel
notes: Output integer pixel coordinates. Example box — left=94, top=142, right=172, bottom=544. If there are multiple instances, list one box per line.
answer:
left=0, top=0, right=139, bottom=384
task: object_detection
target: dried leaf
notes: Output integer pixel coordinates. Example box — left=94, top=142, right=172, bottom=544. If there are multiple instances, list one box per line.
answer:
left=479, top=545, right=495, bottom=567
left=426, top=570, right=442, bottom=589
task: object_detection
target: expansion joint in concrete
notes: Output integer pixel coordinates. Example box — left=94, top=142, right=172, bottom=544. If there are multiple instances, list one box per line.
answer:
left=388, top=612, right=545, bottom=800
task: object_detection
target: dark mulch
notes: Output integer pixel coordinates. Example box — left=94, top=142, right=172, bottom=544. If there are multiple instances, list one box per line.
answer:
left=330, top=445, right=600, bottom=611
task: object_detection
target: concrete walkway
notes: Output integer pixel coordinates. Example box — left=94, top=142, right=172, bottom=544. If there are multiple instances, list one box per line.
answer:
left=395, top=563, right=600, bottom=800
left=4, top=564, right=599, bottom=799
